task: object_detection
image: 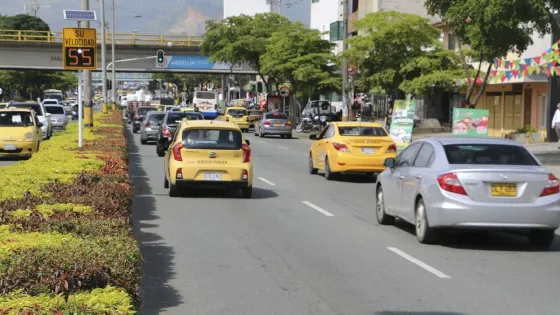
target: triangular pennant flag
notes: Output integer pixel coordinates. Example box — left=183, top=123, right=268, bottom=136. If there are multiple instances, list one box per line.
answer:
left=497, top=59, right=502, bottom=68
left=513, top=60, right=520, bottom=69
left=555, top=66, right=560, bottom=75
left=505, top=61, right=511, bottom=69
left=455, top=79, right=461, bottom=86
left=546, top=53, right=554, bottom=61
left=523, top=64, right=529, bottom=76
left=546, top=66, right=551, bottom=77
left=524, top=58, right=533, bottom=65
left=547, top=48, right=553, bottom=54
left=512, top=70, right=519, bottom=78
left=553, top=60, right=557, bottom=67
left=500, top=75, right=507, bottom=82
left=518, top=64, right=524, bottom=71
left=493, top=58, right=499, bottom=69
left=491, top=70, right=498, bottom=76
left=505, top=71, right=513, bottom=80
left=476, top=77, right=483, bottom=85
left=553, top=42, right=558, bottom=50
left=534, top=56, right=542, bottom=64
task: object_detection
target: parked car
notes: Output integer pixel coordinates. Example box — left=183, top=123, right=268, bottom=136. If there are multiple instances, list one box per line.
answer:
left=140, top=111, right=166, bottom=145
left=156, top=111, right=204, bottom=156
left=375, top=137, right=560, bottom=247
left=44, top=104, right=68, bottom=130
left=0, top=107, right=42, bottom=158
left=7, top=102, right=52, bottom=140
left=255, top=112, right=293, bottom=139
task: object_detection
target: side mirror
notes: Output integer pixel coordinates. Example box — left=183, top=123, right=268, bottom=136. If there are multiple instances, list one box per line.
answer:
left=46, top=113, right=52, bottom=118
left=245, top=139, right=250, bottom=146
left=309, top=134, right=317, bottom=140
left=383, top=157, right=396, bottom=168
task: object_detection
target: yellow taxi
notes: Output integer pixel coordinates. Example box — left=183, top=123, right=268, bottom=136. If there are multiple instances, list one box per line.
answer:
left=0, top=107, right=42, bottom=157
left=180, top=107, right=197, bottom=113
left=308, top=121, right=396, bottom=180
left=163, top=120, right=253, bottom=198
left=222, top=107, right=250, bottom=132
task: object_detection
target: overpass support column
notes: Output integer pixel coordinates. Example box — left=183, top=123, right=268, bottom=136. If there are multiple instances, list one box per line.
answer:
left=81, top=0, right=94, bottom=128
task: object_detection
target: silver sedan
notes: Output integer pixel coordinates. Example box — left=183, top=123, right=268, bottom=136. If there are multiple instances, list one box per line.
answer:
left=255, top=112, right=292, bottom=138
left=375, top=137, right=560, bottom=247
left=140, top=111, right=166, bottom=145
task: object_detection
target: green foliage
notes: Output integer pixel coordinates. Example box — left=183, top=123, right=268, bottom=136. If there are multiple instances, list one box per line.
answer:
left=0, top=286, right=135, bottom=314
left=0, top=71, right=78, bottom=101
left=514, top=125, right=539, bottom=134
left=0, top=14, right=50, bottom=31
left=0, top=225, right=75, bottom=258
left=345, top=11, right=443, bottom=96
left=261, top=22, right=340, bottom=98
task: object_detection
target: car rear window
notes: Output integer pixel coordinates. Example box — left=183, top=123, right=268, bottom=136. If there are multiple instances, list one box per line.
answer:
left=265, top=113, right=288, bottom=119
left=338, top=126, right=387, bottom=136
left=148, top=114, right=166, bottom=122
left=228, top=109, right=247, bottom=116
left=45, top=106, right=65, bottom=114
left=182, top=129, right=242, bottom=150
left=137, top=107, right=156, bottom=115
left=443, top=144, right=539, bottom=165
left=167, top=113, right=202, bottom=123
left=10, top=104, right=43, bottom=116
left=0, top=111, right=34, bottom=127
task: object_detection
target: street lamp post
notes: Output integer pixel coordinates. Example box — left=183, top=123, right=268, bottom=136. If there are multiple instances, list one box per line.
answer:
left=111, top=0, right=116, bottom=107
left=100, top=0, right=107, bottom=111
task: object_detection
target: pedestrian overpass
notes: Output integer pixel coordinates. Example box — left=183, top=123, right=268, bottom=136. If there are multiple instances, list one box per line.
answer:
left=0, top=29, right=256, bottom=74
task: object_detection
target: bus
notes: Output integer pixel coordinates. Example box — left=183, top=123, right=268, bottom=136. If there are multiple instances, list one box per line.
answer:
left=192, top=90, right=219, bottom=119
left=43, top=89, right=64, bottom=102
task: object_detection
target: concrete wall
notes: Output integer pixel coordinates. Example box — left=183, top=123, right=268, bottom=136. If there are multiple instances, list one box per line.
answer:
left=223, top=0, right=269, bottom=18
left=310, top=0, right=343, bottom=54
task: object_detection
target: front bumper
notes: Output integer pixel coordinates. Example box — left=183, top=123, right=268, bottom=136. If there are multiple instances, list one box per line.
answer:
left=0, top=141, right=37, bottom=156
left=329, top=152, right=396, bottom=173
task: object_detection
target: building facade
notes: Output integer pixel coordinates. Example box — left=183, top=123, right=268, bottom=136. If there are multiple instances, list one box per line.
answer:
left=310, top=0, right=343, bottom=54
left=223, top=0, right=269, bottom=18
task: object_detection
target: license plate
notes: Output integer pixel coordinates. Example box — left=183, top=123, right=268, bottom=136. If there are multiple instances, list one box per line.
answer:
left=274, top=123, right=283, bottom=127
left=3, top=144, right=16, bottom=151
left=361, top=148, right=375, bottom=154
left=204, top=172, right=222, bottom=181
left=490, top=183, right=517, bottom=197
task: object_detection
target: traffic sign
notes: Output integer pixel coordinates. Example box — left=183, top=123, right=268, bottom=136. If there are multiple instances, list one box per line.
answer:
left=62, top=28, right=97, bottom=70
left=279, top=86, right=290, bottom=98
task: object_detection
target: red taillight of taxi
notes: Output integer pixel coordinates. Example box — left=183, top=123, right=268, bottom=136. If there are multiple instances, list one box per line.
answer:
left=172, top=142, right=183, bottom=161
left=540, top=174, right=560, bottom=197
left=242, top=169, right=248, bottom=180
left=285, top=121, right=292, bottom=126
left=162, top=127, right=172, bottom=138
left=332, top=142, right=349, bottom=152
left=241, top=143, right=251, bottom=163
left=176, top=168, right=183, bottom=179
left=437, top=172, right=467, bottom=195
left=386, top=144, right=396, bottom=153
left=264, top=121, right=271, bottom=126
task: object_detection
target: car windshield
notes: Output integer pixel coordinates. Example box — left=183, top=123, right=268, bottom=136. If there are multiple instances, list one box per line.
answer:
left=228, top=109, right=247, bottom=116
left=195, top=92, right=216, bottom=99
left=43, top=101, right=57, bottom=105
left=443, top=144, right=539, bottom=165
left=0, top=111, right=34, bottom=127
left=265, top=113, right=288, bottom=120
left=182, top=129, right=242, bottom=150
left=45, top=106, right=65, bottom=114
left=167, top=113, right=202, bottom=123
left=137, top=107, right=157, bottom=115
left=10, top=104, right=43, bottom=116
left=338, top=126, right=387, bottom=136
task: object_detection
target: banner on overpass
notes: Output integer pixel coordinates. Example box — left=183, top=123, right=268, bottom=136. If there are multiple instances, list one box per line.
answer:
left=156, top=56, right=242, bottom=70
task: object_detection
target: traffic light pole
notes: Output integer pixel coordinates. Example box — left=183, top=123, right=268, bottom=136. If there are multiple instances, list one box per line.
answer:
left=81, top=0, right=93, bottom=128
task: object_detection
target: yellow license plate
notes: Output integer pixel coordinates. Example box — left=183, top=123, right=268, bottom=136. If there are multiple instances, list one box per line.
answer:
left=274, top=123, right=282, bottom=126
left=490, top=183, right=517, bottom=197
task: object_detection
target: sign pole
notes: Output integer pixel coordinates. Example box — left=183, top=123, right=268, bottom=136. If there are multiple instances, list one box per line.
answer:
left=78, top=71, right=83, bottom=148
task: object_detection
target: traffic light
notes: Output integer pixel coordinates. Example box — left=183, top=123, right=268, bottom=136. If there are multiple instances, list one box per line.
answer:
left=106, top=79, right=112, bottom=90
left=256, top=82, right=263, bottom=93
left=157, top=50, right=164, bottom=63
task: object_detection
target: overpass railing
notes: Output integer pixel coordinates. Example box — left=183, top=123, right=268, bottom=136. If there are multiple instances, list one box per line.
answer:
left=0, top=29, right=203, bottom=47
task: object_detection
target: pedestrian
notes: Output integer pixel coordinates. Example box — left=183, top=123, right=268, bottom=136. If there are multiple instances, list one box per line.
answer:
left=551, top=103, right=560, bottom=149
left=385, top=107, right=393, bottom=131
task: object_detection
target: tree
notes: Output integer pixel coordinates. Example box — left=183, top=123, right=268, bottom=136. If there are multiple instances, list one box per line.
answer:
left=425, top=0, right=560, bottom=107
left=261, top=22, right=340, bottom=118
left=345, top=11, right=442, bottom=98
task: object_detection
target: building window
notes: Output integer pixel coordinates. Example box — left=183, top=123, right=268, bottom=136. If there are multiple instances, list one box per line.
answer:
left=351, top=0, right=358, bottom=13
left=539, top=94, right=547, bottom=129
left=330, top=21, right=343, bottom=41
left=448, top=33, right=457, bottom=50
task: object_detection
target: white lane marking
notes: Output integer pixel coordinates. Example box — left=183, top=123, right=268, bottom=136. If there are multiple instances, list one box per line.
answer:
left=258, top=177, right=276, bottom=186
left=302, top=201, right=334, bottom=217
left=303, top=153, right=309, bottom=156
left=386, top=247, right=451, bottom=279
left=258, top=140, right=267, bottom=144
left=277, top=145, right=288, bottom=150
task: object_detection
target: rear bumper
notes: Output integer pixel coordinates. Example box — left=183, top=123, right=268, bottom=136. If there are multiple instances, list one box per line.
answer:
left=427, top=193, right=560, bottom=229
left=329, top=152, right=396, bottom=173
left=261, top=126, right=292, bottom=135
left=140, top=130, right=158, bottom=140
left=233, top=122, right=250, bottom=129
left=175, top=179, right=250, bottom=189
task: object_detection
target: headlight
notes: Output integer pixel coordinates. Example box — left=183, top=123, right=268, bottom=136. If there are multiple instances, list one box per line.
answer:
left=24, top=132, right=33, bottom=140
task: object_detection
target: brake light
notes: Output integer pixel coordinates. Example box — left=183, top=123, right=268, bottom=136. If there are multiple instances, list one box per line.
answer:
left=162, top=127, right=172, bottom=137
left=241, top=143, right=251, bottom=163
left=176, top=168, right=183, bottom=179
left=264, top=121, right=271, bottom=126
left=437, top=173, right=466, bottom=195
left=540, top=174, right=560, bottom=197
left=386, top=144, right=396, bottom=153
left=226, top=116, right=229, bottom=121
left=145, top=122, right=151, bottom=128
left=242, top=169, right=248, bottom=180
left=286, top=121, right=292, bottom=126
left=172, top=142, right=183, bottom=161
left=332, top=142, right=349, bottom=152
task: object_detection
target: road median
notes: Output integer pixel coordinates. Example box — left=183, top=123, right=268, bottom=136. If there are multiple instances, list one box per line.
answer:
left=0, top=111, right=140, bottom=313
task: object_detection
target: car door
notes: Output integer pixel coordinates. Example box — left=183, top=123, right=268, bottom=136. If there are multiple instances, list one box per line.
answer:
left=400, top=142, right=434, bottom=221
left=312, top=124, right=334, bottom=169
left=384, top=142, right=423, bottom=216
left=164, top=126, right=181, bottom=180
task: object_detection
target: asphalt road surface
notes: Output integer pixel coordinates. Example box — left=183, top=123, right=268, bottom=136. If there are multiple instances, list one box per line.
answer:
left=129, top=126, right=560, bottom=315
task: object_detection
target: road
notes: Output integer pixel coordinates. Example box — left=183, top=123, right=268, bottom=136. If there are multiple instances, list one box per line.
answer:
left=130, top=127, right=560, bottom=315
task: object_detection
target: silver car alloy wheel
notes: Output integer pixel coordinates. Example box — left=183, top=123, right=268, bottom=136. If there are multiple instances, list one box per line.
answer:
left=376, top=189, right=384, bottom=220
left=416, top=202, right=426, bottom=239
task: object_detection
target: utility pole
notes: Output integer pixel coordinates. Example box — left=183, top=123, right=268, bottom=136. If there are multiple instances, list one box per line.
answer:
left=111, top=0, right=116, bottom=107
left=341, top=0, right=349, bottom=121
left=81, top=0, right=94, bottom=128
left=100, top=0, right=108, bottom=113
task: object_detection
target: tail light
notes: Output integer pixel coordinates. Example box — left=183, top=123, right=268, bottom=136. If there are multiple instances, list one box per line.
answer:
left=162, top=127, right=172, bottom=138
left=285, top=121, right=292, bottom=126
left=176, top=168, right=183, bottom=179
left=241, top=144, right=251, bottom=163
left=540, top=174, right=560, bottom=197
left=332, top=142, right=349, bottom=152
left=172, top=142, right=183, bottom=161
left=242, top=169, right=248, bottom=180
left=226, top=116, right=229, bottom=121
left=145, top=122, right=151, bottom=128
left=264, top=121, right=271, bottom=126
left=437, top=173, right=466, bottom=195
left=386, top=144, right=396, bottom=153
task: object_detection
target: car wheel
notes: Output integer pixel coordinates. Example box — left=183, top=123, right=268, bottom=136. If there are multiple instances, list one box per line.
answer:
left=157, top=145, right=165, bottom=157
left=528, top=229, right=555, bottom=247
left=287, top=134, right=292, bottom=139
left=141, top=138, right=147, bottom=145
left=259, top=132, right=264, bottom=138
left=415, top=198, right=436, bottom=244
left=168, top=182, right=180, bottom=197
left=324, top=157, right=336, bottom=180
left=376, top=186, right=395, bottom=225
left=164, top=175, right=169, bottom=188
left=241, top=186, right=252, bottom=198
left=308, top=153, right=318, bottom=174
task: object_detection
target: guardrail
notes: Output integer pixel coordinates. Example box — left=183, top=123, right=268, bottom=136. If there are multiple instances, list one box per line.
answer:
left=0, top=29, right=203, bottom=47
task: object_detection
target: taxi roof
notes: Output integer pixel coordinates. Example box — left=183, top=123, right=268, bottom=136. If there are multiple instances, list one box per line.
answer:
left=334, top=121, right=383, bottom=128
left=181, top=120, right=239, bottom=129
left=0, top=107, right=34, bottom=113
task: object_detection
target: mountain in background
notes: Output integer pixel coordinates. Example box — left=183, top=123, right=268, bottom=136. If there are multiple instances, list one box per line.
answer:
left=0, top=0, right=309, bottom=34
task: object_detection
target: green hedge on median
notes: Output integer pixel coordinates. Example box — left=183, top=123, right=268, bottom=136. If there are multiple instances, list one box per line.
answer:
left=0, top=111, right=140, bottom=314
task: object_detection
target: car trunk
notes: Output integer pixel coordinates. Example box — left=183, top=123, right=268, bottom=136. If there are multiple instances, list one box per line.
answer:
left=453, top=165, right=550, bottom=202
left=341, top=137, right=394, bottom=156
left=265, top=119, right=289, bottom=127
left=179, top=147, right=245, bottom=166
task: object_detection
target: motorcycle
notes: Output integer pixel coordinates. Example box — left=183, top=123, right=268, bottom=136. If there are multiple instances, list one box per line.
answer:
left=296, top=116, right=314, bottom=133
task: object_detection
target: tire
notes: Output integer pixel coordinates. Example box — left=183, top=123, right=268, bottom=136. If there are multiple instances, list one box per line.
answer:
left=286, top=134, right=292, bottom=139
left=259, top=132, right=264, bottom=138
left=133, top=128, right=138, bottom=134
left=528, top=229, right=555, bottom=247
left=376, top=186, right=395, bottom=225
left=241, top=186, right=252, bottom=198
left=308, top=153, right=318, bottom=174
left=324, top=157, right=336, bottom=180
left=157, top=146, right=165, bottom=157
left=168, top=183, right=180, bottom=197
left=164, top=175, right=169, bottom=188
left=141, top=138, right=147, bottom=145
left=415, top=198, right=437, bottom=244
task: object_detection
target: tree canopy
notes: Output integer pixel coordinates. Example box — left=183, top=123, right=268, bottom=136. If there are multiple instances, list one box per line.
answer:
left=424, top=0, right=560, bottom=106
left=0, top=14, right=50, bottom=31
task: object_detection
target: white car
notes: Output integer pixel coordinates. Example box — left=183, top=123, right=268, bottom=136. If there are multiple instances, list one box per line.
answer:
left=42, top=99, right=59, bottom=106
left=44, top=104, right=68, bottom=130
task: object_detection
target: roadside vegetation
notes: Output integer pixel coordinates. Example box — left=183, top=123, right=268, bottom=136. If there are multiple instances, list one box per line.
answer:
left=0, top=111, right=140, bottom=313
